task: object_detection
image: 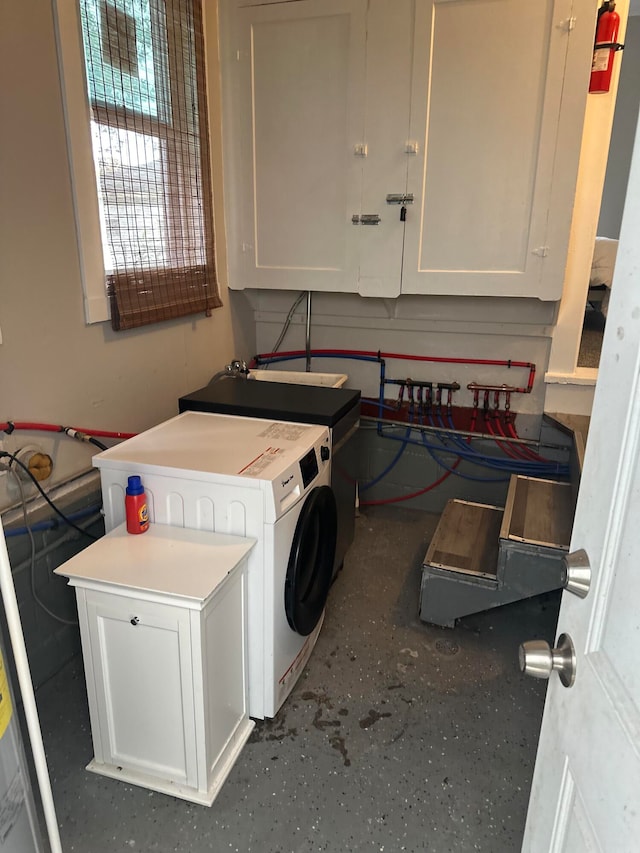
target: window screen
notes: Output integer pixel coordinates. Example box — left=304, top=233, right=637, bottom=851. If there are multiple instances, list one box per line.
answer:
left=79, top=0, right=221, bottom=330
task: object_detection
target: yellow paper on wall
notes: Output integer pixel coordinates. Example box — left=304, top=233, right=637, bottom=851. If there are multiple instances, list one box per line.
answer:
left=0, top=650, right=14, bottom=739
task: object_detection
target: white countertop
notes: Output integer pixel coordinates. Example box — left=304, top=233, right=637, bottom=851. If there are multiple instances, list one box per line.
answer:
left=55, top=523, right=255, bottom=604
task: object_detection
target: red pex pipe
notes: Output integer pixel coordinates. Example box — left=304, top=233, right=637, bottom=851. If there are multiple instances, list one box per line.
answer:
left=484, top=413, right=523, bottom=461
left=1, top=422, right=136, bottom=440
left=359, top=460, right=459, bottom=507
left=505, top=419, right=548, bottom=463
left=254, top=349, right=536, bottom=393
left=494, top=413, right=533, bottom=462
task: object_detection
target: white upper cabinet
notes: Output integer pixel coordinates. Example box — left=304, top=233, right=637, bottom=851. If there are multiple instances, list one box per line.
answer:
left=219, top=0, right=594, bottom=299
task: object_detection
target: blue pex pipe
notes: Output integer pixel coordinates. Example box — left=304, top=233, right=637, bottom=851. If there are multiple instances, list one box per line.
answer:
left=378, top=424, right=569, bottom=478
left=360, top=426, right=412, bottom=492
left=4, top=506, right=103, bottom=538
left=382, top=429, right=509, bottom=483
left=440, top=414, right=567, bottom=476
left=425, top=410, right=566, bottom=475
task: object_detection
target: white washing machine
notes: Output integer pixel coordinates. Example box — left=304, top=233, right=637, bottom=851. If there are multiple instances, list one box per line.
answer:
left=93, top=411, right=336, bottom=720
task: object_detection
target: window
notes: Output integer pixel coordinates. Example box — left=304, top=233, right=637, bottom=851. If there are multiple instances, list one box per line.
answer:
left=55, top=0, right=221, bottom=329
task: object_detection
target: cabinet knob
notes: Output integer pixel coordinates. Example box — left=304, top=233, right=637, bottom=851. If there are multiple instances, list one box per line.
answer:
left=130, top=617, right=139, bottom=626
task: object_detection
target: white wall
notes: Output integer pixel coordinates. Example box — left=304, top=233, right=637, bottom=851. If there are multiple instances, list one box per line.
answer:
left=546, top=2, right=632, bottom=414
left=0, top=0, right=246, bottom=509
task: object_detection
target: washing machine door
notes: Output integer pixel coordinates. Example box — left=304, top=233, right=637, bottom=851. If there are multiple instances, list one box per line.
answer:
left=284, top=485, right=337, bottom=636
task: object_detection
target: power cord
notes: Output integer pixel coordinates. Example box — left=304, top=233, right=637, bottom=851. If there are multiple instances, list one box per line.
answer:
left=4, top=462, right=78, bottom=626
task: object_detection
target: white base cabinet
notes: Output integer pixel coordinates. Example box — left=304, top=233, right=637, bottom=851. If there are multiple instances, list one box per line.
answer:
left=55, top=524, right=255, bottom=806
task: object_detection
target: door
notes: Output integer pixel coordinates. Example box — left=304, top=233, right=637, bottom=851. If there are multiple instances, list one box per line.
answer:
left=84, top=591, right=198, bottom=787
left=356, top=0, right=414, bottom=298
left=401, top=0, right=594, bottom=300
left=224, top=0, right=367, bottom=293
left=284, top=485, right=337, bottom=635
left=521, top=112, right=640, bottom=849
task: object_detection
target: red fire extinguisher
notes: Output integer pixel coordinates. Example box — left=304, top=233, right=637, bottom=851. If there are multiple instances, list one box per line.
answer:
left=589, top=1, right=623, bottom=94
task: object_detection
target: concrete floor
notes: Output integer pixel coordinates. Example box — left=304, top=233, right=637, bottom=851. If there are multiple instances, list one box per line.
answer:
left=37, top=505, right=560, bottom=853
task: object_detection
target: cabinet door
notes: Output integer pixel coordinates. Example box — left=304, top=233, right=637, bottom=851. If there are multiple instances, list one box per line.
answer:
left=400, top=0, right=593, bottom=299
left=357, top=0, right=415, bottom=298
left=223, top=0, right=367, bottom=292
left=85, top=592, right=198, bottom=787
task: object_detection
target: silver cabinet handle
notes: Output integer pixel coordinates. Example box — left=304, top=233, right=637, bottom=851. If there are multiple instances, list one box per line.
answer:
left=519, top=633, right=576, bottom=687
left=386, top=193, right=414, bottom=205
left=561, top=549, right=591, bottom=598
left=352, top=214, right=381, bottom=225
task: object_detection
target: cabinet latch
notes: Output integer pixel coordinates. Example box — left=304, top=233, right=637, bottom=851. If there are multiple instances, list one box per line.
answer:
left=386, top=193, right=414, bottom=205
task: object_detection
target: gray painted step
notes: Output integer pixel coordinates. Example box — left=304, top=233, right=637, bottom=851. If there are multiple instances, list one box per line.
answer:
left=420, top=476, right=574, bottom=628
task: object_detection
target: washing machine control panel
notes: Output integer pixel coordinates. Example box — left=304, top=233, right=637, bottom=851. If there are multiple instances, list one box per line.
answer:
left=299, top=447, right=319, bottom=489
left=269, top=433, right=331, bottom=521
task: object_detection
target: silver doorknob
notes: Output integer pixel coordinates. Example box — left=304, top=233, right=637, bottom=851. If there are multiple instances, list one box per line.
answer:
left=561, top=549, right=591, bottom=598
left=518, top=633, right=576, bottom=688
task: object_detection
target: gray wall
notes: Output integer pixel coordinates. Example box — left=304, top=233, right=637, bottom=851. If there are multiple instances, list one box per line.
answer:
left=247, top=290, right=557, bottom=438
left=1, top=475, right=104, bottom=688
left=598, top=16, right=640, bottom=238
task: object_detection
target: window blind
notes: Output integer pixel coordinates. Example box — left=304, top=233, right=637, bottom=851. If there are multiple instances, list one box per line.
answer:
left=79, top=0, right=221, bottom=331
